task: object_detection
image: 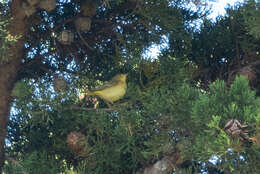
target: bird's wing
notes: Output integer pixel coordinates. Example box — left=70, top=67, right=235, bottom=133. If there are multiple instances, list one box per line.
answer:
left=89, top=79, right=119, bottom=91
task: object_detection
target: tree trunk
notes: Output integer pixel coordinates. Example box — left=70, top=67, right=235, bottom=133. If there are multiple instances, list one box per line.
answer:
left=0, top=73, right=15, bottom=173
left=0, top=0, right=28, bottom=172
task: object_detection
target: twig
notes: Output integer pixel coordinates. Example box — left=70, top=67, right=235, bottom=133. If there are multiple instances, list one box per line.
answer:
left=102, top=0, right=111, bottom=8
left=77, top=30, right=94, bottom=50
left=5, top=157, right=28, bottom=174
left=53, top=16, right=78, bottom=32
left=70, top=106, right=114, bottom=111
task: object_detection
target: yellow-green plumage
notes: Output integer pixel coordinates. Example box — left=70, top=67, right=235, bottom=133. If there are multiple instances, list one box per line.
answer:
left=81, top=74, right=127, bottom=103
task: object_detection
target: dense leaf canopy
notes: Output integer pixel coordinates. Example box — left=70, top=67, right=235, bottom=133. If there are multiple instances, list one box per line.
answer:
left=0, top=0, right=260, bottom=174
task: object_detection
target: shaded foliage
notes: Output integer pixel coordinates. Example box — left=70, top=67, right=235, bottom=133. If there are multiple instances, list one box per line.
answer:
left=2, top=0, right=260, bottom=174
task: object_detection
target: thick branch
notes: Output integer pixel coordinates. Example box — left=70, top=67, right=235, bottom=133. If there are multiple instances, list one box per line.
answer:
left=0, top=0, right=29, bottom=172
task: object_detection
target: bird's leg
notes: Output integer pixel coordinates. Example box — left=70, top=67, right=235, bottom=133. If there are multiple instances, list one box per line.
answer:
left=93, top=100, right=99, bottom=109
left=92, top=98, right=99, bottom=109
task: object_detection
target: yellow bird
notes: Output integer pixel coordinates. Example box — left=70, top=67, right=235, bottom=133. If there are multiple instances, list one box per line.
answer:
left=79, top=74, right=127, bottom=105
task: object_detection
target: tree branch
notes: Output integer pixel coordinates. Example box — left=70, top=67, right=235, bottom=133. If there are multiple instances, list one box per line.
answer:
left=69, top=106, right=114, bottom=111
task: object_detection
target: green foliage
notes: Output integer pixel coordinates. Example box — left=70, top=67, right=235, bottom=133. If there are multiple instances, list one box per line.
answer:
left=3, top=151, right=64, bottom=174
left=170, top=0, right=260, bottom=95
left=192, top=76, right=260, bottom=165
left=191, top=76, right=257, bottom=129
left=0, top=15, right=18, bottom=63
left=22, top=152, right=64, bottom=174
left=243, top=0, right=260, bottom=38
left=6, top=64, right=260, bottom=174
left=11, top=80, right=34, bottom=99
left=3, top=0, right=260, bottom=174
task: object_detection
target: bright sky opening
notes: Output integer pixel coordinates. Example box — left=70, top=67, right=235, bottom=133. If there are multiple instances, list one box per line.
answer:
left=208, top=0, right=245, bottom=19
left=147, top=0, right=245, bottom=59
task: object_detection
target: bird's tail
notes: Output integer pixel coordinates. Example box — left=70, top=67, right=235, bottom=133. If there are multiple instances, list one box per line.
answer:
left=85, top=90, right=96, bottom=96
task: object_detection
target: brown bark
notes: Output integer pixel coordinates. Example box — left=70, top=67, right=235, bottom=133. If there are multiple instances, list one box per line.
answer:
left=0, top=0, right=28, bottom=172
left=0, top=69, right=16, bottom=173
